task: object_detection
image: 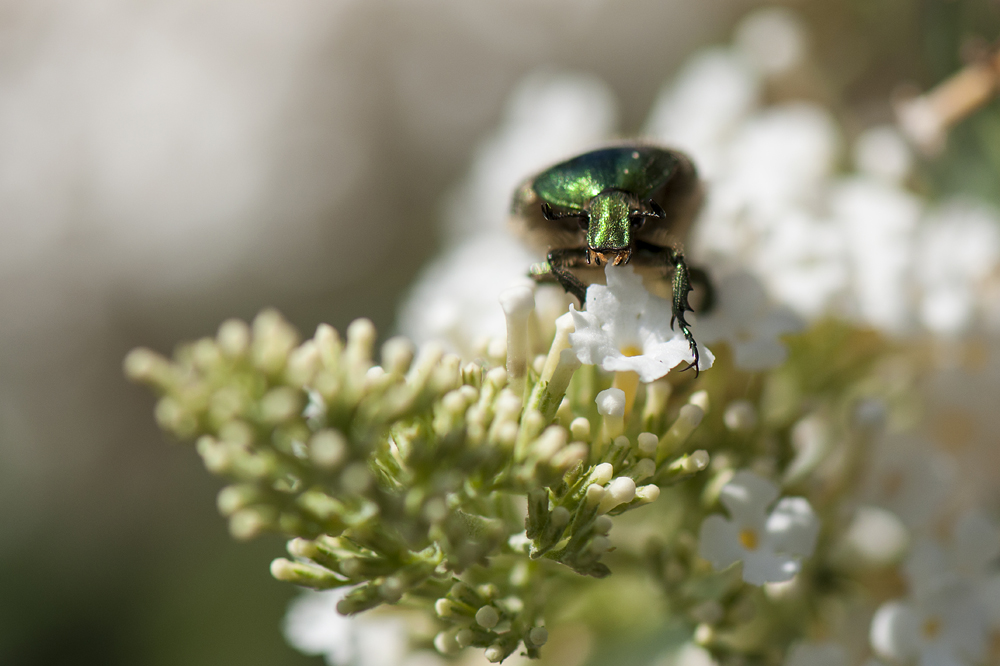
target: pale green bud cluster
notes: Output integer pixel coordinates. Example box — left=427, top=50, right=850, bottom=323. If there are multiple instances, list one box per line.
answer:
left=127, top=306, right=900, bottom=664
left=126, top=308, right=715, bottom=662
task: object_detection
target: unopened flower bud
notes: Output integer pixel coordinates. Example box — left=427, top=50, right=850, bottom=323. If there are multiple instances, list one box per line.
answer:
left=528, top=627, right=548, bottom=647
left=637, top=432, right=658, bottom=457
left=591, top=462, right=614, bottom=486
left=724, top=400, right=757, bottom=431
left=570, top=417, right=592, bottom=441
left=381, top=336, right=414, bottom=374
left=598, top=477, right=636, bottom=513
left=476, top=605, right=500, bottom=628
left=500, top=285, right=535, bottom=398
left=217, top=319, right=251, bottom=358
left=310, top=430, right=348, bottom=470
left=585, top=484, right=606, bottom=507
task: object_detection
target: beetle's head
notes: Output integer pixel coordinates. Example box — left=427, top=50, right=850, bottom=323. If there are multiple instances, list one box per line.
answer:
left=584, top=190, right=665, bottom=266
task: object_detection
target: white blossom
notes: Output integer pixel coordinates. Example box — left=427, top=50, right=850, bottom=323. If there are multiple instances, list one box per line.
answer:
left=916, top=199, right=1000, bottom=335
left=831, top=177, right=921, bottom=332
left=698, top=470, right=819, bottom=585
left=399, top=71, right=616, bottom=355
left=752, top=209, right=849, bottom=319
left=694, top=270, right=802, bottom=370
left=853, top=125, right=913, bottom=184
left=645, top=49, right=759, bottom=178
left=870, top=587, right=988, bottom=666
left=841, top=506, right=910, bottom=566
left=569, top=264, right=714, bottom=381
left=733, top=7, right=808, bottom=76
left=397, top=233, right=537, bottom=355
left=722, top=103, right=840, bottom=223
left=444, top=70, right=617, bottom=241
left=861, top=433, right=956, bottom=532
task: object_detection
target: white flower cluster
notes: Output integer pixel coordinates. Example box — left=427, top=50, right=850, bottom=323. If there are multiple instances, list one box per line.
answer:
left=857, top=347, right=1000, bottom=665
left=645, top=10, right=1000, bottom=338
left=285, top=8, right=1000, bottom=666
left=870, top=511, right=1000, bottom=665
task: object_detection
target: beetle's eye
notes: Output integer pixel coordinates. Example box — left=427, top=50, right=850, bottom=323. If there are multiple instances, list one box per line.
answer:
left=629, top=214, right=645, bottom=231
left=578, top=215, right=589, bottom=231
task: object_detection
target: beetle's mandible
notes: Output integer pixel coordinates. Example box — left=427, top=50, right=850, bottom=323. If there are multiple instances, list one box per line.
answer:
left=509, top=144, right=711, bottom=373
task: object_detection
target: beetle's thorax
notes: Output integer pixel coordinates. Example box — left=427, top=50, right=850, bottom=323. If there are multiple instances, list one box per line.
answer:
left=585, top=190, right=636, bottom=266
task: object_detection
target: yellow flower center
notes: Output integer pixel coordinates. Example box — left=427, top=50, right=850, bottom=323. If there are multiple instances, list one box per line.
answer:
left=620, top=345, right=643, bottom=357
left=738, top=528, right=759, bottom=551
left=922, top=616, right=942, bottom=639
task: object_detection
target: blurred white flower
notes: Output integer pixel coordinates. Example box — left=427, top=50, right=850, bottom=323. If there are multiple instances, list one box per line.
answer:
left=722, top=103, right=840, bottom=222
left=923, top=353, right=1000, bottom=508
left=841, top=506, right=910, bottom=566
left=906, top=511, right=1000, bottom=590
left=831, top=177, right=921, bottom=332
left=444, top=70, right=617, bottom=242
left=400, top=70, right=618, bottom=355
left=694, top=270, right=802, bottom=370
left=733, top=7, right=808, bottom=76
left=753, top=210, right=849, bottom=319
left=284, top=589, right=409, bottom=666
left=861, top=433, right=956, bottom=532
left=916, top=200, right=1000, bottom=335
left=698, top=470, right=819, bottom=585
left=853, top=125, right=914, bottom=184
left=569, top=264, right=713, bottom=381
left=870, top=587, right=988, bottom=666
left=641, top=20, right=1000, bottom=341
left=645, top=49, right=759, bottom=178
left=398, top=233, right=536, bottom=354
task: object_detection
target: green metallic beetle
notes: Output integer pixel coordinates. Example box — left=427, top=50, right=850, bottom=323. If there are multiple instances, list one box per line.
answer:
left=510, top=144, right=708, bottom=372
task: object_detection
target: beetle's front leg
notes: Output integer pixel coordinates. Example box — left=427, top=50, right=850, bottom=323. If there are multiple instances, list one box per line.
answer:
left=529, top=248, right=589, bottom=306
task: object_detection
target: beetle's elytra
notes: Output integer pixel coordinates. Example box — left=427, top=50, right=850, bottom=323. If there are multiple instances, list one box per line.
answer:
left=509, top=144, right=709, bottom=373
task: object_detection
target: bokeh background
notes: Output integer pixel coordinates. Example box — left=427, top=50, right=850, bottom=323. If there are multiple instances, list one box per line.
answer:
left=2, top=1, right=1000, bottom=664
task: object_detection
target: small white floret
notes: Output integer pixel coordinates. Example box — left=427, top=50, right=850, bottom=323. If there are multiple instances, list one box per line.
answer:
left=698, top=470, right=819, bottom=585
left=596, top=388, right=626, bottom=417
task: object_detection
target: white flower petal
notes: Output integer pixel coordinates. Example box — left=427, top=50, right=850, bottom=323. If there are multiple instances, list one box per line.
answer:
left=918, top=644, right=966, bottom=666
left=698, top=514, right=744, bottom=571
left=764, top=496, right=819, bottom=558
left=719, top=470, right=778, bottom=527
left=283, top=590, right=409, bottom=666
left=954, top=510, right=1000, bottom=575
left=601, top=338, right=695, bottom=382
left=284, top=590, right=355, bottom=663
left=870, top=601, right=920, bottom=660
left=741, top=549, right=800, bottom=585
left=569, top=264, right=713, bottom=381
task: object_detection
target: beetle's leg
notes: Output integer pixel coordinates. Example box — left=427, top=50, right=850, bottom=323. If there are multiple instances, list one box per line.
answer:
left=633, top=242, right=703, bottom=375
left=666, top=250, right=702, bottom=375
left=688, top=266, right=716, bottom=314
left=529, top=249, right=588, bottom=306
